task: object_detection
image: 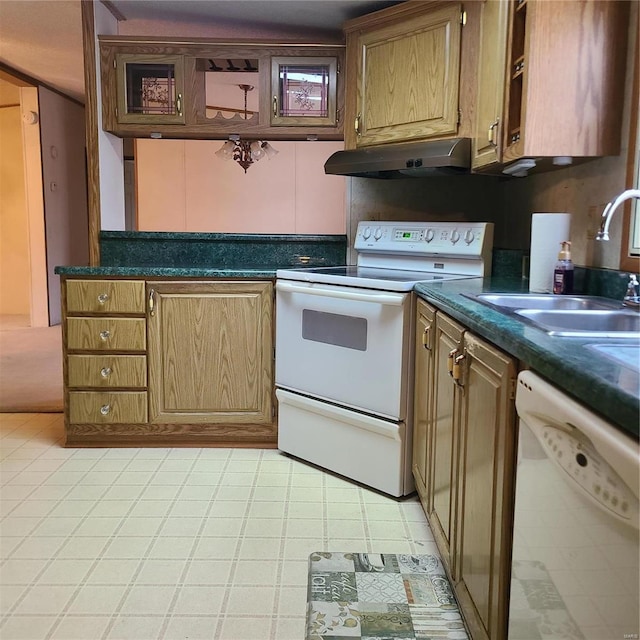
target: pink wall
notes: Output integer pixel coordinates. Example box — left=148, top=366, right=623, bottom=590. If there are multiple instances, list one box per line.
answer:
left=135, top=140, right=346, bottom=234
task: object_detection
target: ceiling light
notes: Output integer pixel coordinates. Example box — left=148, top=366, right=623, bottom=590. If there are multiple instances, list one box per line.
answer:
left=214, top=83, right=278, bottom=172
left=216, top=139, right=279, bottom=173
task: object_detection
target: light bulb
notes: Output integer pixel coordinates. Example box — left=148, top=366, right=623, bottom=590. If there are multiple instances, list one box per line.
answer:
left=250, top=141, right=265, bottom=161
left=262, top=142, right=279, bottom=159
left=215, top=140, right=236, bottom=160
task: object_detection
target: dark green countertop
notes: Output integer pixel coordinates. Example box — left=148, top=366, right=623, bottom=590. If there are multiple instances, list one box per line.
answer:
left=55, top=266, right=278, bottom=278
left=414, top=277, right=639, bottom=439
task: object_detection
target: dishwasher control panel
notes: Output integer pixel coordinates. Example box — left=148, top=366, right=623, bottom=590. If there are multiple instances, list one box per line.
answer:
left=539, top=424, right=636, bottom=522
left=516, top=371, right=639, bottom=528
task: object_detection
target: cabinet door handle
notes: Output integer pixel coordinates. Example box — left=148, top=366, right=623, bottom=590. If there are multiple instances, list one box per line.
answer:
left=453, top=353, right=466, bottom=386
left=100, top=404, right=111, bottom=416
left=148, top=288, right=156, bottom=317
left=422, top=326, right=431, bottom=350
left=176, top=93, right=183, bottom=116
left=447, top=348, right=458, bottom=375
left=99, top=330, right=111, bottom=341
left=273, top=96, right=278, bottom=117
left=488, top=118, right=499, bottom=146
left=100, top=367, right=112, bottom=378
left=355, top=113, right=361, bottom=135
left=97, top=292, right=109, bottom=304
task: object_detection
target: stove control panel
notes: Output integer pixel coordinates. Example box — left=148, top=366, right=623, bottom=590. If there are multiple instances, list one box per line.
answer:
left=355, top=221, right=494, bottom=259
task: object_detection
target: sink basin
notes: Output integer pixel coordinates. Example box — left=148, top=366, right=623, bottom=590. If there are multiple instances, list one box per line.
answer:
left=472, top=293, right=621, bottom=311
left=515, top=309, right=640, bottom=337
left=588, top=343, right=640, bottom=372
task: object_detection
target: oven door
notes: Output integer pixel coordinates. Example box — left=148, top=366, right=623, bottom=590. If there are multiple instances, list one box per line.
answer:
left=275, top=279, right=411, bottom=420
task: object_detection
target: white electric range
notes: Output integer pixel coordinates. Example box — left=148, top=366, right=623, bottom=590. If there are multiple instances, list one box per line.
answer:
left=275, top=221, right=494, bottom=496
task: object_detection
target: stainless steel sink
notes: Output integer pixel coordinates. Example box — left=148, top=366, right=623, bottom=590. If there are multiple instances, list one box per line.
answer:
left=588, top=343, right=640, bottom=372
left=515, top=309, right=640, bottom=338
left=472, top=293, right=621, bottom=311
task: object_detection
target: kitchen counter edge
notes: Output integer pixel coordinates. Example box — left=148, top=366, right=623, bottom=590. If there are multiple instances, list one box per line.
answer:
left=54, top=266, right=278, bottom=278
left=414, top=278, right=639, bottom=440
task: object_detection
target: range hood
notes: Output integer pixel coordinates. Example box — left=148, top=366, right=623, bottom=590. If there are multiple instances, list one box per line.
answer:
left=324, top=138, right=471, bottom=178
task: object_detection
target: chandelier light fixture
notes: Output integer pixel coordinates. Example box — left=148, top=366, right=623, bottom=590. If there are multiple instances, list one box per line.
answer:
left=214, top=83, right=278, bottom=173
left=215, top=137, right=279, bottom=173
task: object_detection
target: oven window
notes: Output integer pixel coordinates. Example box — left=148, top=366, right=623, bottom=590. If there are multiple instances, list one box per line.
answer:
left=302, top=309, right=367, bottom=351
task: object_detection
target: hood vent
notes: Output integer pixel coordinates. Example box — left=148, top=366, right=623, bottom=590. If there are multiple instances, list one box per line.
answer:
left=324, top=138, right=471, bottom=178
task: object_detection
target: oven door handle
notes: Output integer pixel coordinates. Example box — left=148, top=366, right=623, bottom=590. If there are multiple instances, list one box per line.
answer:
left=276, top=281, right=406, bottom=306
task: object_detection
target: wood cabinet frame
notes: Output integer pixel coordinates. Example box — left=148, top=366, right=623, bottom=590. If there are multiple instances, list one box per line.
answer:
left=344, top=2, right=464, bottom=149
left=99, top=37, right=345, bottom=140
left=61, top=276, right=277, bottom=448
left=413, top=300, right=518, bottom=640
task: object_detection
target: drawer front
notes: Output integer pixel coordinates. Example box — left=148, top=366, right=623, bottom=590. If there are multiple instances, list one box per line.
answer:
left=66, top=279, right=145, bottom=314
left=68, top=355, right=147, bottom=388
left=66, top=318, right=146, bottom=351
left=69, top=391, right=148, bottom=423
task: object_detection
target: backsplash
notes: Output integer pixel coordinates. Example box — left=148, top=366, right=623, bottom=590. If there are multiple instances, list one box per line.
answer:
left=100, top=231, right=347, bottom=269
left=492, top=248, right=633, bottom=301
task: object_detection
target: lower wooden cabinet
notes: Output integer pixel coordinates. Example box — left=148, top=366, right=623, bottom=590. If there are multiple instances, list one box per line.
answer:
left=62, top=277, right=276, bottom=448
left=69, top=391, right=148, bottom=424
left=147, top=281, right=274, bottom=426
left=413, top=301, right=518, bottom=640
left=412, top=299, right=436, bottom=502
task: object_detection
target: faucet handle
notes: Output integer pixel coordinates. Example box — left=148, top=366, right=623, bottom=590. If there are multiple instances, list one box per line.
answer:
left=624, top=274, right=639, bottom=307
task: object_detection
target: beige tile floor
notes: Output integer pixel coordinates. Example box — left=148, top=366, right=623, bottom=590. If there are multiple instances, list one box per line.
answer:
left=0, top=413, right=436, bottom=640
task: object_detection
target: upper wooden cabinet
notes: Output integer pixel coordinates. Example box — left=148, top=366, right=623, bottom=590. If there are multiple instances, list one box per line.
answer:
left=501, top=0, right=629, bottom=163
left=115, top=53, right=186, bottom=125
left=270, top=56, right=340, bottom=127
left=344, top=2, right=463, bottom=149
left=99, top=37, right=344, bottom=140
left=472, top=0, right=509, bottom=169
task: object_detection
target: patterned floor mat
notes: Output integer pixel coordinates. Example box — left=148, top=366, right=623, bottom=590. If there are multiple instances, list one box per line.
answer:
left=305, top=551, right=469, bottom=639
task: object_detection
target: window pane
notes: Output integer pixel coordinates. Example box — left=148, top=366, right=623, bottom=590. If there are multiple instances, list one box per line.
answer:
left=125, top=63, right=176, bottom=115
left=278, top=64, right=329, bottom=118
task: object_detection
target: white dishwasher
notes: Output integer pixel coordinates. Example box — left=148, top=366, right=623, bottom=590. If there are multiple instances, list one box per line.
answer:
left=509, top=371, right=639, bottom=640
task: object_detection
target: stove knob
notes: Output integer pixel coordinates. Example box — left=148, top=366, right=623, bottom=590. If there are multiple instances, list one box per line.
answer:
left=362, top=226, right=372, bottom=239
left=451, top=229, right=460, bottom=244
left=374, top=227, right=383, bottom=240
left=425, top=228, right=435, bottom=243
left=464, top=229, right=475, bottom=244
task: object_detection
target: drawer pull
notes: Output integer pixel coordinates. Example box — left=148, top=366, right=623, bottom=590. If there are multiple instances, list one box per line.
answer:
left=100, top=404, right=111, bottom=416
left=99, top=330, right=111, bottom=341
left=97, top=292, right=109, bottom=304
left=100, top=367, right=112, bottom=378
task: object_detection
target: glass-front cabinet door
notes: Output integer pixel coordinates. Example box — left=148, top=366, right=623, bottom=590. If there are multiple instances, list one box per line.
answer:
left=270, top=56, right=338, bottom=127
left=115, top=54, right=185, bottom=124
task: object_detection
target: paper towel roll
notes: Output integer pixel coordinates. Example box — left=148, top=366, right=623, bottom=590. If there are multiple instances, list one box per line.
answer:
left=529, top=213, right=571, bottom=293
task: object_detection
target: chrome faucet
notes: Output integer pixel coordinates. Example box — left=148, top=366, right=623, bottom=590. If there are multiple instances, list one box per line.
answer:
left=623, top=274, right=640, bottom=310
left=596, top=188, right=640, bottom=241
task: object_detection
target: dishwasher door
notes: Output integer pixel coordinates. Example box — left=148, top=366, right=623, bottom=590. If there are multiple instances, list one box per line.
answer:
left=510, top=371, right=639, bottom=640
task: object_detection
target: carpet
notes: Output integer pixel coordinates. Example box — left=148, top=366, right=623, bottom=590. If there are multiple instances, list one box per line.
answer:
left=0, top=325, right=63, bottom=412
left=305, top=552, right=469, bottom=639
